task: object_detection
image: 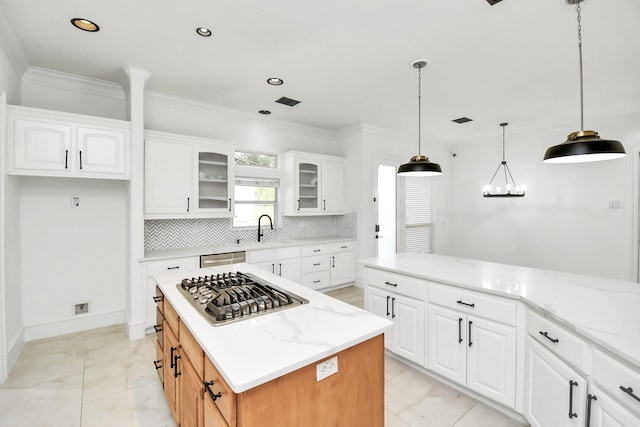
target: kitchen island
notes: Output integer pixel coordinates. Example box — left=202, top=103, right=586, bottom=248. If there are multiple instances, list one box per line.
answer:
left=153, top=262, right=391, bottom=426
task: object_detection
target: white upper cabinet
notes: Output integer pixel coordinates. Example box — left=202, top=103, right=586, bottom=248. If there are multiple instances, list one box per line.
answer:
left=7, top=105, right=130, bottom=179
left=280, top=151, right=345, bottom=216
left=144, top=131, right=234, bottom=219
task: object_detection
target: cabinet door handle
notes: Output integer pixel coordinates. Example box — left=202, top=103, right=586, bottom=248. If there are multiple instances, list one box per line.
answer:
left=586, top=394, right=597, bottom=427
left=323, top=199, right=326, bottom=210
left=153, top=360, right=162, bottom=370
left=174, top=354, right=181, bottom=378
left=187, top=197, right=190, bottom=212
left=386, top=296, right=390, bottom=316
left=468, top=320, right=473, bottom=347
left=152, top=296, right=164, bottom=303
left=384, top=281, right=398, bottom=287
left=620, top=386, right=640, bottom=402
left=539, top=331, right=560, bottom=344
left=332, top=256, right=335, bottom=268
left=568, top=380, right=578, bottom=419
left=170, top=346, right=177, bottom=368
left=391, top=297, right=396, bottom=319
left=65, top=149, right=69, bottom=169
left=228, top=198, right=232, bottom=211
left=271, top=263, right=275, bottom=274
left=153, top=324, right=162, bottom=333
left=203, top=381, right=222, bottom=401
left=297, top=199, right=300, bottom=211
left=79, top=150, right=83, bottom=170
left=458, top=318, right=463, bottom=343
left=278, top=263, right=282, bottom=276
left=456, top=300, right=475, bottom=308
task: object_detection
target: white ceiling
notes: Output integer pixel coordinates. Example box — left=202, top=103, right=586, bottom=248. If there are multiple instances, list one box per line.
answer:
left=1, top=0, right=639, bottom=147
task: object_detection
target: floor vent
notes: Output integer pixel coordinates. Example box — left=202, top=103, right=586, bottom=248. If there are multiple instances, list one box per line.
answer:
left=452, top=117, right=473, bottom=124
left=276, top=96, right=301, bottom=107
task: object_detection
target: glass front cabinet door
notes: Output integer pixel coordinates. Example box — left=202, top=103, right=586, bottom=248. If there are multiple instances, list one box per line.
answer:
left=195, top=146, right=234, bottom=215
left=296, top=160, right=321, bottom=212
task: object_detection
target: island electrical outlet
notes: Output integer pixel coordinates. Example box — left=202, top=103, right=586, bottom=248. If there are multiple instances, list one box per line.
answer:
left=316, top=356, right=338, bottom=382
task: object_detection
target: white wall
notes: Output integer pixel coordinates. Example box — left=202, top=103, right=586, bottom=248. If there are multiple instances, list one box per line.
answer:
left=19, top=177, right=128, bottom=339
left=445, top=118, right=639, bottom=281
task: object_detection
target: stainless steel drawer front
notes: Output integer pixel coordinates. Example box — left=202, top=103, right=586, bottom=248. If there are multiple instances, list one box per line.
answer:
left=200, top=251, right=246, bottom=268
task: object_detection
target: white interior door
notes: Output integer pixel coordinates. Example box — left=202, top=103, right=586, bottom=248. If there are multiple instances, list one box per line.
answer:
left=374, top=160, right=398, bottom=257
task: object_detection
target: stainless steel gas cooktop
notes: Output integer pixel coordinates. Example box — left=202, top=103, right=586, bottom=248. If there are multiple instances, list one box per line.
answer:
left=177, top=271, right=309, bottom=326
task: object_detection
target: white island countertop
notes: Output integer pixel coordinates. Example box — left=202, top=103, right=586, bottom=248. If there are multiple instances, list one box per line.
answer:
left=154, top=263, right=391, bottom=393
left=360, top=252, right=640, bottom=369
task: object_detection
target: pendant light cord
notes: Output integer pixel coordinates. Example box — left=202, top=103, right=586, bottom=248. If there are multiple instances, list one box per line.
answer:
left=418, top=65, right=422, bottom=157
left=577, top=1, right=584, bottom=131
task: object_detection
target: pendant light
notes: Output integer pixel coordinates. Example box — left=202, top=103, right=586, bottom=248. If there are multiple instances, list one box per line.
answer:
left=398, top=60, right=442, bottom=176
left=482, top=123, right=526, bottom=198
left=543, top=0, right=626, bottom=164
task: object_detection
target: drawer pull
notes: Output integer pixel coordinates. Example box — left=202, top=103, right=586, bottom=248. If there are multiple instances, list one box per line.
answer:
left=620, top=386, right=640, bottom=402
left=203, top=381, right=222, bottom=401
left=458, top=318, right=463, bottom=343
left=586, top=394, right=597, bottom=427
left=313, top=249, right=321, bottom=252
left=539, top=331, right=560, bottom=344
left=153, top=324, right=163, bottom=333
left=456, top=300, right=475, bottom=307
left=568, top=380, right=578, bottom=419
left=313, top=280, right=321, bottom=284
left=340, top=245, right=348, bottom=249
left=153, top=296, right=164, bottom=303
left=384, top=281, right=398, bottom=287
left=313, top=263, right=321, bottom=266
left=153, top=360, right=162, bottom=370
left=167, top=266, right=180, bottom=270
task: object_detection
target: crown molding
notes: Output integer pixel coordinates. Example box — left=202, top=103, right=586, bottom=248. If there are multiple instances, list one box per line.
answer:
left=22, top=67, right=125, bottom=100
left=0, top=4, right=29, bottom=79
left=144, top=90, right=334, bottom=140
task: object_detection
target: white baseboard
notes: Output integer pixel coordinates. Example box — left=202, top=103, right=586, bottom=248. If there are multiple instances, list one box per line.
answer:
left=126, top=321, right=146, bottom=341
left=6, top=328, right=25, bottom=377
left=24, top=311, right=125, bottom=341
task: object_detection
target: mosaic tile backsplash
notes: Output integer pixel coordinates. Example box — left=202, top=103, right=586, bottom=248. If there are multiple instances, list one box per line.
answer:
left=145, top=212, right=357, bottom=251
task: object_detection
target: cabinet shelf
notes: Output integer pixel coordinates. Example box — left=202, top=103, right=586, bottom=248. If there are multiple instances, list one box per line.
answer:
left=299, top=170, right=317, bottom=174
left=299, top=184, right=317, bottom=188
left=299, top=196, right=318, bottom=199
left=199, top=178, right=227, bottom=183
left=199, top=196, right=228, bottom=201
left=199, top=160, right=227, bottom=166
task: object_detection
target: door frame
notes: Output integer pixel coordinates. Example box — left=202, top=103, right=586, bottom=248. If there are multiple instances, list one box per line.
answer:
left=633, top=146, right=640, bottom=282
left=371, top=155, right=403, bottom=257
left=0, top=91, right=7, bottom=382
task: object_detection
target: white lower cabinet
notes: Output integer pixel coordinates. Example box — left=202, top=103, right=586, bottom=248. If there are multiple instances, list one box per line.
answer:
left=368, top=286, right=424, bottom=365
left=588, top=385, right=640, bottom=427
left=246, top=247, right=301, bottom=283
left=330, top=241, right=355, bottom=286
left=525, top=335, right=587, bottom=427
left=427, top=304, right=516, bottom=408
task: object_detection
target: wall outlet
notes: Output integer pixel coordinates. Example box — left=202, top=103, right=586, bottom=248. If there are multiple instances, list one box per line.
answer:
left=316, top=356, right=338, bottom=382
left=71, top=197, right=80, bottom=207
left=74, top=302, right=89, bottom=315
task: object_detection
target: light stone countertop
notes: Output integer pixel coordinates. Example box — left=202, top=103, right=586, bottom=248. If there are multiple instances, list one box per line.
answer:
left=359, top=252, right=640, bottom=369
left=142, top=236, right=355, bottom=262
left=154, top=262, right=391, bottom=393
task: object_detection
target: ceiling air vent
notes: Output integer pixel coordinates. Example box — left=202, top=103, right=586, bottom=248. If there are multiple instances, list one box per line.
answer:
left=452, top=117, right=473, bottom=124
left=275, top=96, right=301, bottom=107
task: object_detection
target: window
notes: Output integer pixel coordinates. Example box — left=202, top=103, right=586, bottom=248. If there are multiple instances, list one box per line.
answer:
left=402, top=176, right=433, bottom=252
left=233, top=178, right=279, bottom=228
left=235, top=151, right=277, bottom=168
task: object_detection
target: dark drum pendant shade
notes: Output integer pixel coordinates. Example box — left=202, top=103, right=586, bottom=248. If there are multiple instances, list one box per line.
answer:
left=398, top=60, right=442, bottom=177
left=543, top=0, right=626, bottom=164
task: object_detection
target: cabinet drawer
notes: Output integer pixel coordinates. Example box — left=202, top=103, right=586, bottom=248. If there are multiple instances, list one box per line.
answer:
left=246, top=249, right=274, bottom=264
left=526, top=309, right=590, bottom=373
left=331, top=241, right=355, bottom=253
left=301, top=254, right=330, bottom=274
left=180, top=322, right=204, bottom=378
left=301, top=271, right=331, bottom=290
left=204, top=357, right=236, bottom=427
left=593, top=349, right=640, bottom=414
left=301, top=244, right=331, bottom=257
left=155, top=339, right=164, bottom=384
left=277, top=246, right=301, bottom=259
left=146, top=257, right=199, bottom=278
left=366, top=268, right=425, bottom=300
left=155, top=286, right=165, bottom=314
left=430, top=283, right=517, bottom=326
left=164, top=300, right=180, bottom=337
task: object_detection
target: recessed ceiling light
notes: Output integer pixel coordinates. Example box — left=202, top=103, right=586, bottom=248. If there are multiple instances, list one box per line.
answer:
left=267, top=78, right=284, bottom=86
left=258, top=110, right=271, bottom=115
left=196, top=27, right=212, bottom=37
left=70, top=18, right=100, bottom=32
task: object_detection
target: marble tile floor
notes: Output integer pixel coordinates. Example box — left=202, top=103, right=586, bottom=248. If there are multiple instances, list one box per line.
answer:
left=0, top=286, right=527, bottom=427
